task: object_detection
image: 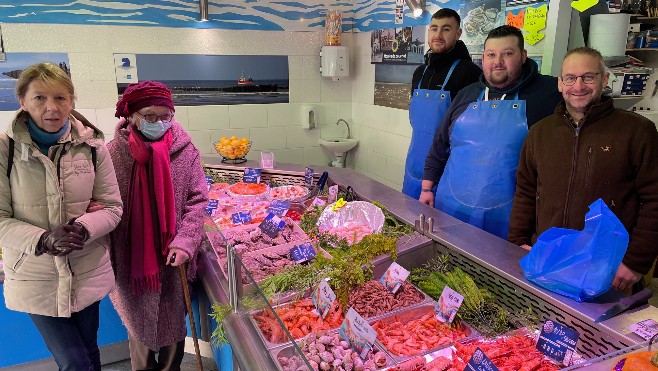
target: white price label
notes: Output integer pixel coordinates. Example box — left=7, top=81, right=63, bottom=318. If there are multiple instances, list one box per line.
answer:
left=379, top=262, right=410, bottom=294
left=629, top=319, right=658, bottom=340
left=435, top=286, right=464, bottom=323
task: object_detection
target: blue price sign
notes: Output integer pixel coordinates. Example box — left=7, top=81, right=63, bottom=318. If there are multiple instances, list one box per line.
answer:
left=464, top=347, right=500, bottom=371
left=267, top=200, right=291, bottom=217
left=205, top=199, right=219, bottom=216
left=243, top=168, right=262, bottom=184
left=205, top=175, right=213, bottom=190
left=305, top=167, right=314, bottom=185
left=231, top=211, right=252, bottom=225
left=258, top=213, right=286, bottom=238
left=290, top=242, right=317, bottom=263
left=536, top=319, right=579, bottom=365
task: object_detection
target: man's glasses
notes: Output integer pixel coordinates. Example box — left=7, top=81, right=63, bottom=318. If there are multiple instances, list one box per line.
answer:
left=560, top=73, right=600, bottom=86
left=136, top=112, right=174, bottom=123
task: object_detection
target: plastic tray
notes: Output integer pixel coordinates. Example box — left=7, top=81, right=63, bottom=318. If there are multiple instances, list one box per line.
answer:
left=269, top=185, right=311, bottom=202
left=217, top=241, right=332, bottom=293
left=270, top=330, right=395, bottom=371
left=368, top=304, right=478, bottom=363
left=250, top=296, right=344, bottom=349
left=348, top=280, right=435, bottom=321
left=212, top=221, right=310, bottom=257
left=226, top=183, right=270, bottom=201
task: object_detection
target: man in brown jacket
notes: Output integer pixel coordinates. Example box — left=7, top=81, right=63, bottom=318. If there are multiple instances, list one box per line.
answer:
left=509, top=47, right=658, bottom=292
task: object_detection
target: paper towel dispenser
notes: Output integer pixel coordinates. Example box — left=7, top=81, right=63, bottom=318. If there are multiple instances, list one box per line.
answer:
left=320, top=45, right=349, bottom=81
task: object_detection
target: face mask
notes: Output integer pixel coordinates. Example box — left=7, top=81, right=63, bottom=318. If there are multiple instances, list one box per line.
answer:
left=139, top=119, right=171, bottom=140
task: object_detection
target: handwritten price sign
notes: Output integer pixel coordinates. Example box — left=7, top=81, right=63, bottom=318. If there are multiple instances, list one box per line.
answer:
left=506, top=10, right=524, bottom=29
left=571, top=0, right=599, bottom=12
left=523, top=5, right=547, bottom=45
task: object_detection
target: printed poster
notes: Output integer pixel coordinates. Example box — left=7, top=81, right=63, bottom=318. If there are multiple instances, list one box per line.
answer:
left=461, top=0, right=504, bottom=54
left=372, top=26, right=425, bottom=64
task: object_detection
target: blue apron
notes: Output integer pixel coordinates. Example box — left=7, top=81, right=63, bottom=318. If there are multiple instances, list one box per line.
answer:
left=435, top=88, right=528, bottom=239
left=402, top=60, right=461, bottom=199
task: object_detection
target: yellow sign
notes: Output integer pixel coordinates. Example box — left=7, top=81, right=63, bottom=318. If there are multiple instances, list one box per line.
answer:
left=506, top=10, right=525, bottom=29
left=571, top=0, right=599, bottom=12
left=523, top=5, right=547, bottom=45
left=332, top=198, right=347, bottom=211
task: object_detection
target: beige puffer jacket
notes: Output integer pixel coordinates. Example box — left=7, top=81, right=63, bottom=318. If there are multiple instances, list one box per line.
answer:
left=0, top=110, right=123, bottom=317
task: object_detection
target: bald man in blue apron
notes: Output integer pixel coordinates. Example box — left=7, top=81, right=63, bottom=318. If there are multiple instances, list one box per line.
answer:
left=402, top=8, right=481, bottom=200
left=421, top=25, right=562, bottom=239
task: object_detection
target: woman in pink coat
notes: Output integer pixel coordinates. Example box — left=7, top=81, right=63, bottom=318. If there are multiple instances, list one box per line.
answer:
left=107, top=81, right=208, bottom=371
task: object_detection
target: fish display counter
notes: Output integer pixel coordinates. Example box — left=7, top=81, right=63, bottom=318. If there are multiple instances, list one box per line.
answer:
left=198, top=157, right=657, bottom=371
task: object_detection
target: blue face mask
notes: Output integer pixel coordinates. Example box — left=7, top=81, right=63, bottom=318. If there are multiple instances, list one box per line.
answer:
left=139, top=119, right=171, bottom=140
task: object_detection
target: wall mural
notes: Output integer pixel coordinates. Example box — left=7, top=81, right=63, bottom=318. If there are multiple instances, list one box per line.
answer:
left=117, top=54, right=289, bottom=106
left=0, top=53, right=70, bottom=111
left=0, top=0, right=461, bottom=32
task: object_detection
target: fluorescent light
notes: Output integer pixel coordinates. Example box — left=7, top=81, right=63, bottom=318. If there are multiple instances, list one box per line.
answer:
left=405, top=0, right=423, bottom=18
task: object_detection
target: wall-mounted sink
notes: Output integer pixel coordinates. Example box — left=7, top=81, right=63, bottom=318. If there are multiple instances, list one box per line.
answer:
left=318, top=137, right=359, bottom=156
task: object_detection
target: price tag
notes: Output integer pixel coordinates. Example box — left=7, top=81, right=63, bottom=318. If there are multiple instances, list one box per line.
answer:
left=339, top=308, right=377, bottom=360
left=243, top=168, right=262, bottom=184
left=205, top=199, right=219, bottom=217
left=290, top=242, right=317, bottom=264
left=435, top=286, right=464, bottom=324
left=231, top=211, right=252, bottom=225
left=311, top=197, right=327, bottom=207
left=464, top=347, right=500, bottom=371
left=536, top=319, right=579, bottom=365
left=328, top=185, right=339, bottom=203
left=379, top=262, right=410, bottom=294
left=267, top=199, right=291, bottom=217
left=305, top=167, right=314, bottom=185
left=258, top=212, right=285, bottom=238
left=628, top=319, right=658, bottom=340
left=311, top=280, right=336, bottom=319
left=205, top=175, right=214, bottom=191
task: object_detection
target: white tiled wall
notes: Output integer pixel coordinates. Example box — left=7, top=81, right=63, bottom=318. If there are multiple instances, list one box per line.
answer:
left=348, top=32, right=412, bottom=191
left=0, top=23, right=411, bottom=190
left=0, top=24, right=355, bottom=167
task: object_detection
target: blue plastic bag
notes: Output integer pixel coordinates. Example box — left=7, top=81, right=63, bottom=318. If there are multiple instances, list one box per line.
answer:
left=520, top=199, right=629, bottom=302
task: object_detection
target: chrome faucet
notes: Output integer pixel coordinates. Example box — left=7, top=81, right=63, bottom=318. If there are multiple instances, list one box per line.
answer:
left=336, top=119, right=351, bottom=139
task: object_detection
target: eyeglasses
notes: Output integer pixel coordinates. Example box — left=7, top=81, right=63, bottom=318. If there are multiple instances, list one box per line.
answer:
left=136, top=112, right=174, bottom=123
left=560, top=73, right=600, bottom=86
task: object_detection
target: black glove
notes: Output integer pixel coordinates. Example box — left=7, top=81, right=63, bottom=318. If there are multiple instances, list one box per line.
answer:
left=35, top=224, right=85, bottom=257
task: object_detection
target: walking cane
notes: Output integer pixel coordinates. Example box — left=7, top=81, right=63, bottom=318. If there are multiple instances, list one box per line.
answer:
left=171, top=253, right=204, bottom=371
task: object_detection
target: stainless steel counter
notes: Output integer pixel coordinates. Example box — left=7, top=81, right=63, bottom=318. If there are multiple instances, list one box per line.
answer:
left=199, top=157, right=656, bottom=368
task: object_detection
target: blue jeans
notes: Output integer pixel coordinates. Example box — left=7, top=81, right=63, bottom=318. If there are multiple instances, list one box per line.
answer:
left=29, top=301, right=101, bottom=371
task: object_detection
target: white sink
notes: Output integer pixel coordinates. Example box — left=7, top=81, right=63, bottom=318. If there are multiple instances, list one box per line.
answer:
left=319, top=137, right=359, bottom=155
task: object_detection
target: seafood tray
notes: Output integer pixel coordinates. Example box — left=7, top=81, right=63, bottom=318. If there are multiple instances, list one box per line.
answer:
left=369, top=304, right=478, bottom=363
left=250, top=297, right=345, bottom=349
left=348, top=280, right=435, bottom=321
left=212, top=219, right=309, bottom=257
left=271, top=330, right=395, bottom=371
left=269, top=185, right=311, bottom=202
left=217, top=241, right=330, bottom=295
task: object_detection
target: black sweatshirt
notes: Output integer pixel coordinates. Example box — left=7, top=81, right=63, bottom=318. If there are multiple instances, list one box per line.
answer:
left=423, top=58, right=563, bottom=183
left=410, top=40, right=482, bottom=99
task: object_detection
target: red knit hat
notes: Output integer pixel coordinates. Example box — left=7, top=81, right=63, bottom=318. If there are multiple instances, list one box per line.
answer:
left=115, top=80, right=175, bottom=118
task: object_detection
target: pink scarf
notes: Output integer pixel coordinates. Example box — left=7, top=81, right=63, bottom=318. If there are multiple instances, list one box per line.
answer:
left=127, top=127, right=176, bottom=294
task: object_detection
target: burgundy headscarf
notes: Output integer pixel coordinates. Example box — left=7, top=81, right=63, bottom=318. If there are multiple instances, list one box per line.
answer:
left=116, top=81, right=176, bottom=294
left=115, top=80, right=175, bottom=119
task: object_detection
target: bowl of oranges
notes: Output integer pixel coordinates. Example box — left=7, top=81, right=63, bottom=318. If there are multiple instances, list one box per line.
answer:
left=214, top=136, right=251, bottom=164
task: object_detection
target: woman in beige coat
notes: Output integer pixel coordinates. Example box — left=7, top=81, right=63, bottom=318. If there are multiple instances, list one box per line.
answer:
left=0, top=63, right=122, bottom=371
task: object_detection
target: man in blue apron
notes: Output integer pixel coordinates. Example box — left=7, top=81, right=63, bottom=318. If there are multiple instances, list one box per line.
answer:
left=402, top=8, right=481, bottom=200
left=421, top=25, right=562, bottom=239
